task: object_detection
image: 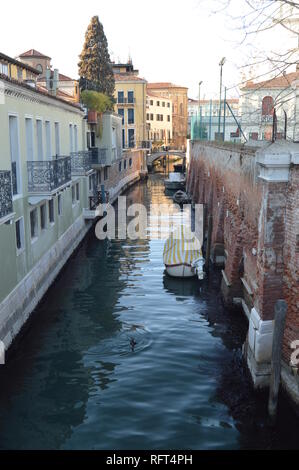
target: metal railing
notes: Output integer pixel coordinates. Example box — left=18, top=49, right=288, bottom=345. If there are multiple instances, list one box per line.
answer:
left=27, top=156, right=71, bottom=194
left=117, top=97, right=136, bottom=105
left=71, top=151, right=92, bottom=175
left=0, top=170, right=13, bottom=220
left=90, top=148, right=109, bottom=166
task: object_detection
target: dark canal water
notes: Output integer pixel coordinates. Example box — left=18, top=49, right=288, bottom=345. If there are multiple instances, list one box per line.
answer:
left=0, top=174, right=298, bottom=450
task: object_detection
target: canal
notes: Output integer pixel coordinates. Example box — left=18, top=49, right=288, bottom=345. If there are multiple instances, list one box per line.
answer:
left=0, top=173, right=298, bottom=450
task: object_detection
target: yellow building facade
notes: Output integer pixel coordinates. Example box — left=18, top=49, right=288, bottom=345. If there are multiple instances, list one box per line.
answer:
left=112, top=62, right=147, bottom=149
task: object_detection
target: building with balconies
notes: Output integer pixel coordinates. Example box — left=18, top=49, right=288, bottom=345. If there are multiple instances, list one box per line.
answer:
left=0, top=61, right=146, bottom=353
left=112, top=61, right=147, bottom=149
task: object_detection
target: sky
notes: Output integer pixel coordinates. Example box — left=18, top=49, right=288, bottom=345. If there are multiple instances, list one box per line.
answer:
left=1, top=0, right=298, bottom=100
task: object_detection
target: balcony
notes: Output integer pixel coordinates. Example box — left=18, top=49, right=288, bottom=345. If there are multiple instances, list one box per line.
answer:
left=27, top=156, right=72, bottom=196
left=117, top=97, right=136, bottom=105
left=71, top=151, right=92, bottom=176
left=90, top=148, right=110, bottom=168
left=0, top=170, right=14, bottom=225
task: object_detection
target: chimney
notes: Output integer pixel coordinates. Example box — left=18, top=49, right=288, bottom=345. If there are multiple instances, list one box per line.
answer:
left=52, top=69, right=59, bottom=96
left=45, top=67, right=51, bottom=92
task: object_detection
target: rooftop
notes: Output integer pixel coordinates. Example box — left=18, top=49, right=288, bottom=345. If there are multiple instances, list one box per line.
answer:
left=18, top=49, right=51, bottom=59
left=0, top=52, right=41, bottom=75
left=242, top=70, right=299, bottom=90
left=114, top=73, right=146, bottom=83
left=147, top=82, right=188, bottom=90
left=0, top=73, right=82, bottom=110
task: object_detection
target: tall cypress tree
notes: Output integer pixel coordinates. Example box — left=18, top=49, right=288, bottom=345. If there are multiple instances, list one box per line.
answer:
left=78, top=16, right=115, bottom=99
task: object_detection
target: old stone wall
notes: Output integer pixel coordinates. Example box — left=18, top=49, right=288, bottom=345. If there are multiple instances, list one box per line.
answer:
left=188, top=140, right=299, bottom=404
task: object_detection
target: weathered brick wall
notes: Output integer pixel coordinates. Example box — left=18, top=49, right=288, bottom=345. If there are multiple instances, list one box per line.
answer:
left=282, top=166, right=299, bottom=364
left=188, top=141, right=299, bottom=369
left=188, top=141, right=262, bottom=305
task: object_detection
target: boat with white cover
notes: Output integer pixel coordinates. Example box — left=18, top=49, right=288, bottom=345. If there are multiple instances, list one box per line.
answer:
left=164, top=172, right=186, bottom=190
left=163, top=225, right=205, bottom=279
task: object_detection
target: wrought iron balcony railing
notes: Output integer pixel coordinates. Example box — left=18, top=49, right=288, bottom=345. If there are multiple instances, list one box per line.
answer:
left=27, top=156, right=72, bottom=195
left=117, top=97, right=136, bottom=105
left=71, top=151, right=92, bottom=175
left=0, top=170, right=14, bottom=221
left=90, top=148, right=109, bottom=167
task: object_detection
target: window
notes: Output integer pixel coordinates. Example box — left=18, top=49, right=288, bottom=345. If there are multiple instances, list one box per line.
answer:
left=150, top=100, right=153, bottom=106
left=124, top=159, right=127, bottom=170
left=69, top=124, right=74, bottom=153
left=119, top=161, right=122, bottom=172
left=160, top=114, right=163, bottom=121
left=58, top=194, right=62, bottom=215
left=262, top=96, right=274, bottom=116
left=36, top=64, right=43, bottom=73
left=40, top=204, right=47, bottom=230
left=54, top=122, right=60, bottom=156
left=17, top=68, right=23, bottom=80
left=118, top=91, right=124, bottom=103
left=74, top=125, right=78, bottom=152
left=104, top=167, right=108, bottom=181
left=25, top=118, right=34, bottom=161
left=150, top=114, right=154, bottom=121
left=15, top=218, right=24, bottom=252
left=36, top=119, right=43, bottom=160
left=0, top=62, right=8, bottom=75
left=167, top=115, right=170, bottom=122
left=45, top=121, right=51, bottom=159
left=128, top=129, right=135, bottom=148
left=72, top=185, right=76, bottom=204
left=30, top=209, right=38, bottom=239
left=128, top=108, right=134, bottom=125
left=157, top=101, right=160, bottom=106
left=76, top=182, right=80, bottom=201
left=48, top=199, right=54, bottom=224
left=129, top=158, right=132, bottom=168
left=162, top=102, right=165, bottom=107
left=128, top=91, right=134, bottom=103
left=118, top=108, right=125, bottom=125
left=122, top=129, right=125, bottom=148
left=167, top=102, right=170, bottom=108
left=146, top=113, right=150, bottom=120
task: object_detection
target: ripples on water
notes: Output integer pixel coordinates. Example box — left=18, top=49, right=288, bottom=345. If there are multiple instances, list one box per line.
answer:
left=0, top=174, right=298, bottom=450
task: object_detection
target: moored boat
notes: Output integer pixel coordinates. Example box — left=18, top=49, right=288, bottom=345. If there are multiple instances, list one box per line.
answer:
left=164, top=172, right=186, bottom=190
left=163, top=225, right=205, bottom=279
left=173, top=190, right=191, bottom=205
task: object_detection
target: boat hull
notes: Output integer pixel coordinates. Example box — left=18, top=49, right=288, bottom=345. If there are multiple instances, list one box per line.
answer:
left=164, top=180, right=185, bottom=190
left=165, top=264, right=195, bottom=278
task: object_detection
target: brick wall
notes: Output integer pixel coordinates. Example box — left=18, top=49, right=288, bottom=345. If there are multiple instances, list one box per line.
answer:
left=188, top=141, right=299, bottom=368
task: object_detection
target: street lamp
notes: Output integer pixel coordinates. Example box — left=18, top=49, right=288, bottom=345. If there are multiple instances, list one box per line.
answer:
left=218, top=57, right=226, bottom=139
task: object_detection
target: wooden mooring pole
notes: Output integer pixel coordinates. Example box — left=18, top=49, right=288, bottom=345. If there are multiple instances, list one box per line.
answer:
left=205, top=215, right=213, bottom=273
left=268, top=299, right=287, bottom=421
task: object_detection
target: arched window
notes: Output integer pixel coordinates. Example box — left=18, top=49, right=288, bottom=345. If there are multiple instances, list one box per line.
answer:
left=262, top=96, right=274, bottom=116
left=36, top=64, right=43, bottom=73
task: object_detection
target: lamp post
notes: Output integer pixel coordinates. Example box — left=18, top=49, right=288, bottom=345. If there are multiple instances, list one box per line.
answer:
left=198, top=81, right=203, bottom=139
left=218, top=57, right=226, bottom=140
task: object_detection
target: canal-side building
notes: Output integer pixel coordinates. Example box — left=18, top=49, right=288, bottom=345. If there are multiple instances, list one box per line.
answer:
left=112, top=61, right=147, bottom=149
left=147, top=83, right=188, bottom=150
left=146, top=92, right=173, bottom=146
left=0, top=57, right=145, bottom=353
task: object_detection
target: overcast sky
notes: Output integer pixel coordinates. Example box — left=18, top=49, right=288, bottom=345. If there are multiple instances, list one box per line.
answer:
left=1, top=0, right=297, bottom=100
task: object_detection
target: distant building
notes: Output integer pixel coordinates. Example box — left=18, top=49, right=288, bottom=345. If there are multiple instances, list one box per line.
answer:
left=146, top=91, right=172, bottom=145
left=147, top=83, right=188, bottom=150
left=0, top=51, right=40, bottom=83
left=112, top=61, right=147, bottom=149
left=16, top=49, right=79, bottom=103
left=240, top=68, right=299, bottom=141
left=188, top=98, right=240, bottom=142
